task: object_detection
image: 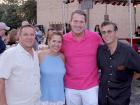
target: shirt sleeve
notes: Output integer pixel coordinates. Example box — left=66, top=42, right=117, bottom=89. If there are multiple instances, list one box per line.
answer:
left=0, top=51, right=14, bottom=79
left=95, top=32, right=103, bottom=45
left=97, top=45, right=102, bottom=69
left=127, top=48, right=140, bottom=72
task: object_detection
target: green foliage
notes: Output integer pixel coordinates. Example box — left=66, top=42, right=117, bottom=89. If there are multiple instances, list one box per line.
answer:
left=0, top=0, right=37, bottom=28
left=21, top=0, right=37, bottom=24
left=0, top=4, right=23, bottom=28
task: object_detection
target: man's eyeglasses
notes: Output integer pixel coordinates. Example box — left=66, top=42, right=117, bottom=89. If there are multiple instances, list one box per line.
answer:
left=101, top=30, right=114, bottom=35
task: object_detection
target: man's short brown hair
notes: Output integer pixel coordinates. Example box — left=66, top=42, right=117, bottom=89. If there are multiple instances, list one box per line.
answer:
left=101, top=21, right=118, bottom=31
left=71, top=10, right=87, bottom=22
left=18, top=24, right=35, bottom=36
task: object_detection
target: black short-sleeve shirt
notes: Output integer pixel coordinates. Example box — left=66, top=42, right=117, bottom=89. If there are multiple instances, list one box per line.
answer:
left=97, top=41, right=140, bottom=105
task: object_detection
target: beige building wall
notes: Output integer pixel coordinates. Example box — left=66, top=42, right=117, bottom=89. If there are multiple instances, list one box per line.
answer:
left=37, top=0, right=140, bottom=38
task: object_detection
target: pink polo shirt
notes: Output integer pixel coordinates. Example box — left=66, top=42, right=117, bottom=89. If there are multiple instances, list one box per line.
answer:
left=62, top=30, right=102, bottom=90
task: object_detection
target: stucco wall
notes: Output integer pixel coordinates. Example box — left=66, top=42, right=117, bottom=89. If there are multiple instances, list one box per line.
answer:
left=37, top=0, right=140, bottom=38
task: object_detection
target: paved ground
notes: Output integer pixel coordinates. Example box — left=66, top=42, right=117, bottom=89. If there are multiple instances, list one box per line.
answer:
left=130, top=80, right=140, bottom=105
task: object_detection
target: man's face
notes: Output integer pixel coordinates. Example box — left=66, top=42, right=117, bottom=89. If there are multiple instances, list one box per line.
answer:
left=0, top=29, right=6, bottom=37
left=19, top=27, right=35, bottom=49
left=70, top=13, right=86, bottom=36
left=101, top=24, right=117, bottom=45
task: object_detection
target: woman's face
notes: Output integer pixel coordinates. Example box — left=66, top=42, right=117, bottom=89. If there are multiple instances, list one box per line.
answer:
left=48, top=35, right=62, bottom=53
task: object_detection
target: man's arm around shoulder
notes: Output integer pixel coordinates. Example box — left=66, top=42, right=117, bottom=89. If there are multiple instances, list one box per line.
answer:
left=0, top=78, right=7, bottom=105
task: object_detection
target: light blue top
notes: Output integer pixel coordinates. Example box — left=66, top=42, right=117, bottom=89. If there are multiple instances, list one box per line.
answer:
left=40, top=54, right=65, bottom=102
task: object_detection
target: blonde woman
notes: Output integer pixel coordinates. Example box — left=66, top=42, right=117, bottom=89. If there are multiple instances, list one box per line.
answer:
left=38, top=32, right=65, bottom=105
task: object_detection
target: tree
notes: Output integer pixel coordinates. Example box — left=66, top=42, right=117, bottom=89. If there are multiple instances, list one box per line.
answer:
left=0, top=0, right=37, bottom=28
left=0, top=3, right=23, bottom=28
left=3, top=0, right=25, bottom=5
left=21, top=0, right=37, bottom=25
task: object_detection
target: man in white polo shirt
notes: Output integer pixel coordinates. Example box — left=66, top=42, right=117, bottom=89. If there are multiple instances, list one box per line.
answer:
left=0, top=25, right=40, bottom=105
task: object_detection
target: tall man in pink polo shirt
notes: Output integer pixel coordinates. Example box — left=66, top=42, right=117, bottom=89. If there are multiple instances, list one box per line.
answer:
left=62, top=10, right=102, bottom=105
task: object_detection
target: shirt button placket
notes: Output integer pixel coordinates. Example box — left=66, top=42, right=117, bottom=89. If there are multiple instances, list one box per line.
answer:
left=110, top=65, right=112, bottom=68
left=108, top=73, right=112, bottom=76
left=106, top=56, right=112, bottom=99
left=108, top=88, right=109, bottom=91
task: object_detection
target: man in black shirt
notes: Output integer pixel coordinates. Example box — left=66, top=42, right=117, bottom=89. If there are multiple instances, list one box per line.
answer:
left=97, top=21, right=140, bottom=105
left=0, top=22, right=10, bottom=54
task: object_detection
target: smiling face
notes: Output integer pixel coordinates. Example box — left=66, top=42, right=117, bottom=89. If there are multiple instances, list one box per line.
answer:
left=70, top=13, right=86, bottom=36
left=101, top=24, right=118, bottom=45
left=48, top=34, right=62, bottom=53
left=19, top=26, right=35, bottom=50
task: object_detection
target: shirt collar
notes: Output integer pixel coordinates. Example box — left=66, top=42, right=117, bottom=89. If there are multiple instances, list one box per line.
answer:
left=103, top=41, right=121, bottom=54
left=70, top=30, right=87, bottom=42
left=17, top=44, right=35, bottom=57
left=114, top=41, right=122, bottom=54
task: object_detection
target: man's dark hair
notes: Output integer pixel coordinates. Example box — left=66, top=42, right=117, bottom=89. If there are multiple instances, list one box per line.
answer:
left=101, top=21, right=118, bottom=31
left=18, top=24, right=35, bottom=36
left=71, top=10, right=87, bottom=22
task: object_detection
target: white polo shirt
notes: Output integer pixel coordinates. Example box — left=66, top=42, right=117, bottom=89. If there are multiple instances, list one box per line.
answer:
left=0, top=44, right=41, bottom=105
